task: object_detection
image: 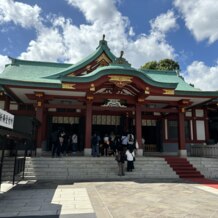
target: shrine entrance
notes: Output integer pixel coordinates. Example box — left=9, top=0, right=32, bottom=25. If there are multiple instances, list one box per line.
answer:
left=142, top=119, right=163, bottom=153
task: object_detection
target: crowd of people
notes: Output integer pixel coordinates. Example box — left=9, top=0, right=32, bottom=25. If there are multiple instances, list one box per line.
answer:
left=51, top=129, right=138, bottom=176
left=51, top=129, right=79, bottom=157
left=91, top=132, right=137, bottom=176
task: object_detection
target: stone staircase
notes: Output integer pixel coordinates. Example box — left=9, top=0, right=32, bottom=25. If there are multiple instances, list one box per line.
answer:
left=165, top=157, right=204, bottom=179
left=188, top=157, right=218, bottom=179
left=24, top=157, right=179, bottom=181
left=1, top=157, right=14, bottom=181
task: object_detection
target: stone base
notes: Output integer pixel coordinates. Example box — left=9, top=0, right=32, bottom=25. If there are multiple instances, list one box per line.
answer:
left=178, top=149, right=187, bottom=157
left=84, top=148, right=92, bottom=156
left=36, top=148, right=42, bottom=156
left=136, top=149, right=143, bottom=156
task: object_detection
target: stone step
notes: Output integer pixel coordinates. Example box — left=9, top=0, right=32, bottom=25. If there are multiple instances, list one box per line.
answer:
left=23, top=157, right=179, bottom=180
left=188, top=157, right=218, bottom=179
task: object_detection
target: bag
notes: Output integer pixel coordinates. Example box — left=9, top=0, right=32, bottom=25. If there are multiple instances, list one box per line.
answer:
left=131, top=153, right=135, bottom=161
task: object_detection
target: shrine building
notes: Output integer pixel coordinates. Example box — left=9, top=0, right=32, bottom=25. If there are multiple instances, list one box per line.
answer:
left=0, top=36, right=218, bottom=156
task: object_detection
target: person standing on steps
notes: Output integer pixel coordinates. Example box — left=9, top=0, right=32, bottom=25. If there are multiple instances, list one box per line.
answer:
left=126, top=147, right=135, bottom=172
left=116, top=145, right=126, bottom=176
left=91, top=133, right=100, bottom=157
left=71, top=133, right=78, bottom=155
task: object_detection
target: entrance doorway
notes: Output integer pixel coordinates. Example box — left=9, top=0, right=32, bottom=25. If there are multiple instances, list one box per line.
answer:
left=47, top=116, right=81, bottom=153
left=142, top=119, right=163, bottom=152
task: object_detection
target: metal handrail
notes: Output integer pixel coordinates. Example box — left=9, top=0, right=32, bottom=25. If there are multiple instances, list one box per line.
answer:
left=0, top=146, right=5, bottom=190
left=0, top=140, right=6, bottom=190
left=12, top=144, right=28, bottom=185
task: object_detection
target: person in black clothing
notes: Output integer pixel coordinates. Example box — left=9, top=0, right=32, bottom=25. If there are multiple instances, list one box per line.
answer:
left=51, top=130, right=59, bottom=157
left=116, top=145, right=126, bottom=176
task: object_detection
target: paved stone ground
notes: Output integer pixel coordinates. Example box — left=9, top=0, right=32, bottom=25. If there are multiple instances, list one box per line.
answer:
left=1, top=179, right=218, bottom=218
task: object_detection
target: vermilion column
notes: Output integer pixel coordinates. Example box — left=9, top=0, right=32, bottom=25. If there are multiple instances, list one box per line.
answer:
left=4, top=96, right=10, bottom=111
left=85, top=101, right=92, bottom=155
left=178, top=108, right=186, bottom=156
left=135, top=104, right=143, bottom=156
left=36, top=101, right=45, bottom=150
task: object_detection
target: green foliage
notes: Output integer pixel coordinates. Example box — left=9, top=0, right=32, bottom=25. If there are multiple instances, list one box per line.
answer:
left=141, top=59, right=180, bottom=71
left=141, top=61, right=158, bottom=70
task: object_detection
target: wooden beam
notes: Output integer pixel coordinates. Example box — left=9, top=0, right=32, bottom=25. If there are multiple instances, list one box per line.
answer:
left=44, top=104, right=86, bottom=109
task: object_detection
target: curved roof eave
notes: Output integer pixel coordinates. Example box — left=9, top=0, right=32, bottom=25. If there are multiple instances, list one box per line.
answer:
left=61, top=66, right=178, bottom=89
left=0, top=78, right=61, bottom=89
left=175, top=90, right=218, bottom=97
left=45, top=41, right=116, bottom=79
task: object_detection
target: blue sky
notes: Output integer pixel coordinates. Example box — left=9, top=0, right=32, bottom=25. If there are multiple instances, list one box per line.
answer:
left=0, top=0, right=218, bottom=91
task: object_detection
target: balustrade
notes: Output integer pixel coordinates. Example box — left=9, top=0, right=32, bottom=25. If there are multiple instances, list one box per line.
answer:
left=190, top=144, right=218, bottom=158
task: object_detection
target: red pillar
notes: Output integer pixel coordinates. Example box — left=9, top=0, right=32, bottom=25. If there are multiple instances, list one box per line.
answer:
left=135, top=104, right=142, bottom=149
left=178, top=108, right=186, bottom=156
left=85, top=101, right=92, bottom=150
left=4, top=96, right=10, bottom=111
left=36, top=101, right=45, bottom=149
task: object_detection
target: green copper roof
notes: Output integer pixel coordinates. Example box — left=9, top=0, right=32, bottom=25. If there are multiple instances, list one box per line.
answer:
left=46, top=39, right=116, bottom=79
left=1, top=38, right=218, bottom=98
left=61, top=65, right=178, bottom=89
left=0, top=38, right=115, bottom=87
left=0, top=58, right=71, bottom=86
left=142, top=69, right=200, bottom=91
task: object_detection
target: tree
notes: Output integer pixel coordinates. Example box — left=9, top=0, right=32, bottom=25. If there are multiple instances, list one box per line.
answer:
left=140, top=61, right=158, bottom=70
left=141, top=59, right=180, bottom=71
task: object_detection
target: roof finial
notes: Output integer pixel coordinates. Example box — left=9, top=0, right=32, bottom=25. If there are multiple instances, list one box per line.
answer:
left=120, top=51, right=124, bottom=58
left=102, top=34, right=105, bottom=41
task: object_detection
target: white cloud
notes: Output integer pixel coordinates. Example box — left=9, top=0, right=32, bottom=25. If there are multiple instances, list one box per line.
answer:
left=66, top=0, right=119, bottom=23
left=19, top=27, right=66, bottom=62
left=183, top=61, right=218, bottom=91
left=0, top=55, right=11, bottom=73
left=0, top=0, right=42, bottom=29
left=174, top=0, right=218, bottom=43
left=0, top=0, right=178, bottom=69
left=150, top=10, right=178, bottom=33
left=19, top=0, right=178, bottom=67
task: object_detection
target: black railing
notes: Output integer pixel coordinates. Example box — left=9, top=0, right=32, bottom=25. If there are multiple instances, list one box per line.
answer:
left=0, top=136, right=31, bottom=188
left=12, top=145, right=27, bottom=185
left=0, top=138, right=6, bottom=190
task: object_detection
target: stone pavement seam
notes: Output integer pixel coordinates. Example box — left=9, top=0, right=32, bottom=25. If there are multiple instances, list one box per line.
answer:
left=93, top=185, right=113, bottom=218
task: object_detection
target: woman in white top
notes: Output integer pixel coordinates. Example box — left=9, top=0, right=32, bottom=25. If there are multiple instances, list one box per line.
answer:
left=103, top=134, right=110, bottom=156
left=125, top=148, right=135, bottom=172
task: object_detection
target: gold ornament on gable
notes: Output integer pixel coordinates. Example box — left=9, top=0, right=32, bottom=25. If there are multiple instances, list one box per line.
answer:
left=108, top=75, right=132, bottom=88
left=163, top=89, right=175, bottom=95
left=62, top=83, right=76, bottom=90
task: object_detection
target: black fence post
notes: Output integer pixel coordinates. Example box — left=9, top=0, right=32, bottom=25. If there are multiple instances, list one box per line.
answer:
left=0, top=144, right=5, bottom=190
left=12, top=145, right=18, bottom=185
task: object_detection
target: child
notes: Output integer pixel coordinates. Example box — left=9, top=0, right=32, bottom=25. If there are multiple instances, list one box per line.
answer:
left=125, top=148, right=135, bottom=172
